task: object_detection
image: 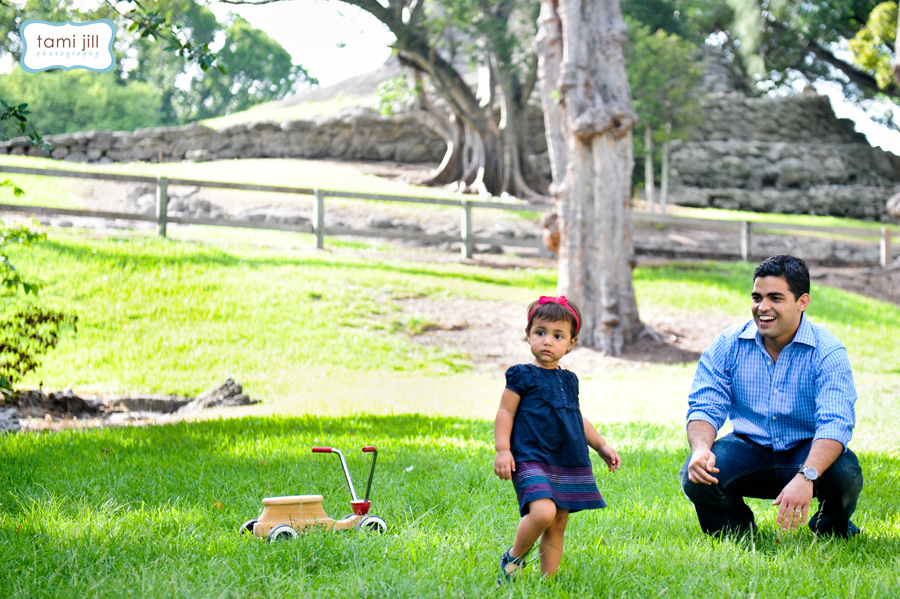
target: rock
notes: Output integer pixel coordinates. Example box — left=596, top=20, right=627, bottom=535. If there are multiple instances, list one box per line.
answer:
left=177, top=378, right=258, bottom=413
left=43, top=388, right=100, bottom=416
left=103, top=395, right=191, bottom=414
left=887, top=192, right=900, bottom=219
left=368, top=216, right=395, bottom=229
left=186, top=149, right=213, bottom=162
left=0, top=407, right=20, bottom=434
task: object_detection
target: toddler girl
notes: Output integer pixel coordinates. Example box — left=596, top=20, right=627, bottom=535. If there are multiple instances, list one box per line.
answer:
left=493, top=296, right=620, bottom=582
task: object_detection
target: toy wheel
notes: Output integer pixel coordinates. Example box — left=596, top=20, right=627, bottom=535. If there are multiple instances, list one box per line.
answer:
left=239, top=519, right=258, bottom=536
left=357, top=515, right=387, bottom=533
left=266, top=525, right=300, bottom=542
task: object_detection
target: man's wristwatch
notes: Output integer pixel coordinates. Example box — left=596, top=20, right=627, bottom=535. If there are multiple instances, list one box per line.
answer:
left=799, top=466, right=819, bottom=482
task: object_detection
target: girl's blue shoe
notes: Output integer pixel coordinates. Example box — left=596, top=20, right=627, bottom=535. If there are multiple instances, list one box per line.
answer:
left=497, top=549, right=525, bottom=584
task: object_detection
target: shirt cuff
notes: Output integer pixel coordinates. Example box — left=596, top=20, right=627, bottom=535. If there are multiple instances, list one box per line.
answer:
left=686, top=411, right=720, bottom=430
left=813, top=427, right=852, bottom=450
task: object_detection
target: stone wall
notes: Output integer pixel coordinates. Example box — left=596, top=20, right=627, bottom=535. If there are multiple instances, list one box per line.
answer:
left=2, top=86, right=899, bottom=221
left=0, top=113, right=447, bottom=165
left=668, top=92, right=900, bottom=221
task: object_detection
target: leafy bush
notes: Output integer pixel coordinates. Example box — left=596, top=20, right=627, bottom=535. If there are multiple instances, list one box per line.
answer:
left=375, top=76, right=415, bottom=117
left=0, top=70, right=162, bottom=136
left=0, top=305, right=76, bottom=389
left=0, top=221, right=76, bottom=390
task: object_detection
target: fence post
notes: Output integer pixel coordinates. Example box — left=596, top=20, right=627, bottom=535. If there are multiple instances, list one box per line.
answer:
left=740, top=221, right=751, bottom=261
left=460, top=199, right=473, bottom=259
left=156, top=176, right=168, bottom=238
left=880, top=227, right=893, bottom=269
left=313, top=189, right=325, bottom=249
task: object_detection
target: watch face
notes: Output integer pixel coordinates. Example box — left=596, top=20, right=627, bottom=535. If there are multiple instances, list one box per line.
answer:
left=802, top=467, right=819, bottom=481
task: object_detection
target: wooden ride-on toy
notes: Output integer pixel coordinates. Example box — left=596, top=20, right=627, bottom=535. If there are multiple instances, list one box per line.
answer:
left=240, top=446, right=387, bottom=542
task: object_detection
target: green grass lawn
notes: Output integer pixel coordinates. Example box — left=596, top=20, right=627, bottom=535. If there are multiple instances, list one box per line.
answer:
left=2, top=416, right=898, bottom=598
left=2, top=224, right=899, bottom=597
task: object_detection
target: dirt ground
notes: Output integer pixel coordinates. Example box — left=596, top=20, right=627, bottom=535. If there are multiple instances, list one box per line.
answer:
left=9, top=158, right=900, bottom=429
left=392, top=257, right=900, bottom=376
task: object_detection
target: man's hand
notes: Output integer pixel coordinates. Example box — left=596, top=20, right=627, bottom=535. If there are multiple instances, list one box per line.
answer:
left=494, top=449, right=516, bottom=480
left=773, top=475, right=814, bottom=531
left=687, top=448, right=720, bottom=485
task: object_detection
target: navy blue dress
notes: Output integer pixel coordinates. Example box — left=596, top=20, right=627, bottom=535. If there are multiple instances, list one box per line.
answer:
left=505, top=363, right=606, bottom=516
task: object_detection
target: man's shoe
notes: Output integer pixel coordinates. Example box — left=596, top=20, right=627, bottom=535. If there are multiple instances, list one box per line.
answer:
left=808, top=514, right=862, bottom=538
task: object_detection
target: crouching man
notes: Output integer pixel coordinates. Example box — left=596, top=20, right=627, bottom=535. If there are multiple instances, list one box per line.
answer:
left=680, top=255, right=863, bottom=537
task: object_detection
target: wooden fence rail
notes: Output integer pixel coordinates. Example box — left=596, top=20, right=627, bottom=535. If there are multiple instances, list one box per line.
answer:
left=1, top=164, right=896, bottom=266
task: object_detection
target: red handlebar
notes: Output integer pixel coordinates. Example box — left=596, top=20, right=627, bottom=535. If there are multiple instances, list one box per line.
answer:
left=362, top=446, right=377, bottom=453
left=312, top=447, right=333, bottom=453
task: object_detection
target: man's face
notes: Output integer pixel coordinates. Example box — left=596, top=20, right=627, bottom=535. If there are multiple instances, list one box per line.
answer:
left=751, top=276, right=809, bottom=348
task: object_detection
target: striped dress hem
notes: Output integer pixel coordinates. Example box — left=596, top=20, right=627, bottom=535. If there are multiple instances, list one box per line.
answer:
left=512, top=461, right=606, bottom=516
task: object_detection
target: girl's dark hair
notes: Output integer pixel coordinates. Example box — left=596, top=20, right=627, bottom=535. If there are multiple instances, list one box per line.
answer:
left=526, top=298, right=582, bottom=337
left=754, top=255, right=810, bottom=299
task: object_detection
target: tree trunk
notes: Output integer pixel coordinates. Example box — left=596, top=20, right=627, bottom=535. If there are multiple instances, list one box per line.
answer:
left=392, top=39, right=546, bottom=199
left=660, top=121, right=672, bottom=212
left=660, top=140, right=670, bottom=212
left=894, top=17, right=900, bottom=85
left=536, top=0, right=641, bottom=355
left=644, top=126, right=655, bottom=213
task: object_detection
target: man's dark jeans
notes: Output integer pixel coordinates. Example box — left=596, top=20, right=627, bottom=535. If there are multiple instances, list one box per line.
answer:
left=680, top=433, right=863, bottom=537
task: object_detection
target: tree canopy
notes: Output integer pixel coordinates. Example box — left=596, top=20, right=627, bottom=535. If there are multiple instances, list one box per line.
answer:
left=625, top=20, right=703, bottom=154
left=668, top=1, right=898, bottom=106
left=850, top=1, right=899, bottom=91
left=0, top=0, right=313, bottom=133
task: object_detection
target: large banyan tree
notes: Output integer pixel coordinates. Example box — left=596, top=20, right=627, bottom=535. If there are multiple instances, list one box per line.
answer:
left=340, top=0, right=550, bottom=201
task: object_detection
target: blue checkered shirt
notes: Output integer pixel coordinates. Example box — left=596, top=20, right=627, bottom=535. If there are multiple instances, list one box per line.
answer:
left=687, top=315, right=856, bottom=451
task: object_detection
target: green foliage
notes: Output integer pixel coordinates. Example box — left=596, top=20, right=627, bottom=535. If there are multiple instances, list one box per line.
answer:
left=849, top=1, right=899, bottom=91
left=625, top=0, right=735, bottom=44
left=0, top=70, right=162, bottom=136
left=180, top=15, right=313, bottom=122
left=375, top=76, right=415, bottom=116
left=0, top=221, right=76, bottom=389
left=0, top=221, right=46, bottom=296
left=0, top=180, right=25, bottom=199
left=119, top=1, right=310, bottom=124
left=0, top=0, right=310, bottom=129
left=122, top=0, right=224, bottom=74
left=0, top=98, right=48, bottom=147
left=626, top=20, right=704, bottom=148
left=620, top=0, right=899, bottom=112
left=0, top=304, right=76, bottom=389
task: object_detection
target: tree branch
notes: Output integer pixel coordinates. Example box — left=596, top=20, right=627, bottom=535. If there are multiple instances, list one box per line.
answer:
left=895, top=17, right=900, bottom=86
left=766, top=15, right=885, bottom=95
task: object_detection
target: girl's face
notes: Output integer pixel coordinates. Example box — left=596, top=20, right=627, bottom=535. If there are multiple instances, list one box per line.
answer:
left=527, top=317, right=577, bottom=369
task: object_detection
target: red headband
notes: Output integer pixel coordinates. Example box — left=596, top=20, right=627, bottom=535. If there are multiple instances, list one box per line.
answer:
left=528, top=296, right=580, bottom=334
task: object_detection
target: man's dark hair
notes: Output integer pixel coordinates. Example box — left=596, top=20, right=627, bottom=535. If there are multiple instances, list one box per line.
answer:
left=754, top=255, right=810, bottom=298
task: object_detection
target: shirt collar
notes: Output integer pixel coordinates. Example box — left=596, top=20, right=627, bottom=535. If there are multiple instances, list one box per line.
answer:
left=739, top=313, right=814, bottom=347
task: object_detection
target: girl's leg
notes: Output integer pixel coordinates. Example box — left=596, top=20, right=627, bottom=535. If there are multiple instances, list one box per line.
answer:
left=510, top=498, right=557, bottom=559
left=538, top=509, right=569, bottom=576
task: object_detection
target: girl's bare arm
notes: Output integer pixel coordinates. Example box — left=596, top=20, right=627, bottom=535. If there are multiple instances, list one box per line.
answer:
left=493, top=388, right=521, bottom=480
